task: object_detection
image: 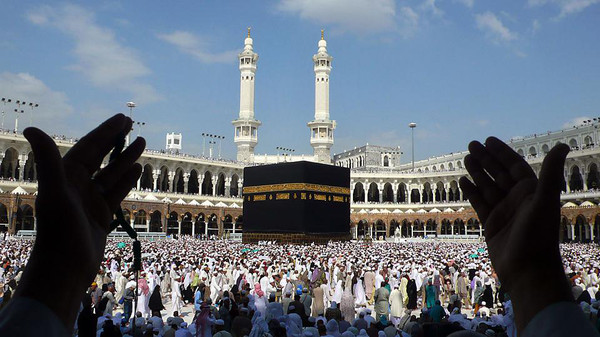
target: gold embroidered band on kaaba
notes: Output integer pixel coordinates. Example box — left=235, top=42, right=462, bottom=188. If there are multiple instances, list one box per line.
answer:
left=243, top=183, right=350, bottom=195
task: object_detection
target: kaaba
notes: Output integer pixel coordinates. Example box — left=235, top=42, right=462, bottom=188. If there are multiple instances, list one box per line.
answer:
left=242, top=161, right=351, bottom=244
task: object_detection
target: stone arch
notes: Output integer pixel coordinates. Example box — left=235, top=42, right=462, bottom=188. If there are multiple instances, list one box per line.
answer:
left=357, top=219, right=368, bottom=237
left=234, top=215, right=243, bottom=232
left=173, top=167, right=185, bottom=193
left=134, top=210, right=147, bottom=232
left=207, top=213, right=219, bottom=237
left=594, top=214, right=600, bottom=243
left=440, top=219, right=451, bottom=235
left=425, top=219, right=437, bottom=236
left=422, top=182, right=433, bottom=203
left=456, top=161, right=463, bottom=169
left=140, top=164, right=154, bottom=190
left=157, top=166, right=169, bottom=192
left=195, top=213, right=206, bottom=236
left=367, top=182, right=379, bottom=202
left=413, top=219, right=424, bottom=237
left=517, top=148, right=524, bottom=157
left=382, top=183, right=394, bottom=202
left=149, top=210, right=162, bottom=232
left=560, top=216, right=570, bottom=242
left=584, top=135, right=593, bottom=147
left=202, top=171, right=213, bottom=195
left=167, top=211, right=178, bottom=235
left=389, top=219, right=399, bottom=237
left=0, top=203, right=8, bottom=226
left=181, top=212, right=193, bottom=235
left=410, top=189, right=420, bottom=203
left=23, top=151, right=35, bottom=181
left=383, top=156, right=389, bottom=167
left=230, top=174, right=240, bottom=197
left=353, top=182, right=365, bottom=202
left=0, top=147, right=19, bottom=179
left=528, top=146, right=537, bottom=156
left=466, top=218, right=480, bottom=235
left=587, top=163, right=600, bottom=190
left=216, top=173, right=226, bottom=196
left=569, top=138, right=578, bottom=149
left=569, top=165, right=584, bottom=191
left=448, top=162, right=454, bottom=170
left=15, top=204, right=34, bottom=232
left=374, top=219, right=386, bottom=240
left=574, top=214, right=588, bottom=242
left=541, top=144, right=550, bottom=154
left=223, top=214, right=234, bottom=234
left=188, top=169, right=200, bottom=194
left=453, top=219, right=465, bottom=235
left=448, top=180, right=461, bottom=201
left=397, top=183, right=407, bottom=203
left=401, top=219, right=410, bottom=237
left=435, top=181, right=446, bottom=202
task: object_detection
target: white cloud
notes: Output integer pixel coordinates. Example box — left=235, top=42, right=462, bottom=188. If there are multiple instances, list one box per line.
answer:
left=455, top=0, right=475, bottom=8
left=398, top=7, right=420, bottom=38
left=532, top=19, right=541, bottom=33
left=421, top=0, right=444, bottom=17
left=157, top=31, right=240, bottom=64
left=475, top=12, right=518, bottom=43
left=562, top=116, right=592, bottom=128
left=0, top=72, right=73, bottom=131
left=27, top=4, right=161, bottom=103
left=528, top=0, right=600, bottom=18
left=276, top=0, right=398, bottom=34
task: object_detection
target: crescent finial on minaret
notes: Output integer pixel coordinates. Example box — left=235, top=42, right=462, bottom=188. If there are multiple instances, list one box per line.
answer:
left=247, top=27, right=251, bottom=38
left=321, top=29, right=324, bottom=40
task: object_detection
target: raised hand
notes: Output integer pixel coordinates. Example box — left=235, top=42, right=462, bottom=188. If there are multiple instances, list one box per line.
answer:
left=459, top=137, right=572, bottom=332
left=14, top=114, right=145, bottom=331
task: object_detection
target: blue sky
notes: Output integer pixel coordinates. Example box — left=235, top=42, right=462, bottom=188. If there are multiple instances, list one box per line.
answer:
left=0, top=0, right=599, bottom=162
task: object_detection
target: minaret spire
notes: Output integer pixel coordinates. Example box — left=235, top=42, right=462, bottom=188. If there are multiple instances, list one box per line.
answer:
left=308, top=30, right=335, bottom=163
left=232, top=28, right=261, bottom=163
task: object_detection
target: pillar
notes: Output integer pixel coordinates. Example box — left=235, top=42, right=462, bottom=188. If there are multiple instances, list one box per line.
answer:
left=177, top=220, right=182, bottom=235
left=570, top=224, right=575, bottom=240
left=197, top=177, right=203, bottom=195
left=378, top=183, right=383, bottom=203
left=479, top=225, right=483, bottom=237
left=183, top=173, right=190, bottom=194
left=130, top=218, right=135, bottom=229
left=136, top=177, right=141, bottom=190
left=192, top=221, right=196, bottom=237
left=146, top=219, right=150, bottom=232
left=410, top=225, right=414, bottom=238
left=211, top=176, right=218, bottom=196
left=451, top=224, right=454, bottom=236
left=590, top=224, right=595, bottom=241
left=364, top=181, right=369, bottom=202
left=168, top=171, right=176, bottom=193
left=153, top=171, right=159, bottom=191
left=392, top=184, right=398, bottom=203
left=225, top=177, right=231, bottom=197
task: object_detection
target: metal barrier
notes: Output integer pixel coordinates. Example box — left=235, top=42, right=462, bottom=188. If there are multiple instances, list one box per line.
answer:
left=14, top=230, right=167, bottom=241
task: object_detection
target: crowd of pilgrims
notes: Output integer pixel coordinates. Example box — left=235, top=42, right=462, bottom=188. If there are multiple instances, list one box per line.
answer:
left=1, top=237, right=600, bottom=337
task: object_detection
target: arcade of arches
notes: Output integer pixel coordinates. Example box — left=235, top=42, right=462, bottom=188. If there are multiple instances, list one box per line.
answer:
left=350, top=209, right=600, bottom=243
left=352, top=181, right=464, bottom=204
left=0, top=194, right=242, bottom=237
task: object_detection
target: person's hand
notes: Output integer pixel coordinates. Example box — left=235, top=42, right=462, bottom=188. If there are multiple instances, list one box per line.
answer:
left=14, top=114, right=145, bottom=331
left=459, top=137, right=572, bottom=332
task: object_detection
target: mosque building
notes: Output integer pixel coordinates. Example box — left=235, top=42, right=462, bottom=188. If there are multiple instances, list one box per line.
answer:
left=0, top=30, right=599, bottom=243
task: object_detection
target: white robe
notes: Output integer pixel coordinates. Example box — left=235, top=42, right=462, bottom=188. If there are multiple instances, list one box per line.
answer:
left=171, top=280, right=183, bottom=315
left=354, top=279, right=367, bottom=306
left=389, top=289, right=403, bottom=317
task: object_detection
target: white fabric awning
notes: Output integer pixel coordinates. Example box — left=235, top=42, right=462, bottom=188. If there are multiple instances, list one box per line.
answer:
left=443, top=208, right=455, bottom=213
left=11, top=186, right=27, bottom=195
left=188, top=200, right=201, bottom=206
left=405, top=209, right=415, bottom=214
left=429, top=208, right=441, bottom=213
left=229, top=202, right=241, bottom=208
left=144, top=194, right=158, bottom=201
left=580, top=201, right=595, bottom=207
left=215, top=201, right=228, bottom=207
left=562, top=202, right=577, bottom=208
left=392, top=209, right=403, bottom=214
left=201, top=200, right=214, bottom=206
left=174, top=198, right=187, bottom=205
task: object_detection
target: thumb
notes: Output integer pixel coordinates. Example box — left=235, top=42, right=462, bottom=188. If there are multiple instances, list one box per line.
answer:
left=536, top=143, right=569, bottom=200
left=23, top=127, right=65, bottom=193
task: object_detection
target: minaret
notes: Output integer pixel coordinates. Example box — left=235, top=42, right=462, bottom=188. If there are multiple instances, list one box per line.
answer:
left=308, top=29, right=335, bottom=163
left=232, top=27, right=261, bottom=163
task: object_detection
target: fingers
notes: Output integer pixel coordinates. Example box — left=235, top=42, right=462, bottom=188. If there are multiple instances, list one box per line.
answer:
left=536, top=143, right=570, bottom=201
left=468, top=141, right=515, bottom=191
left=484, top=178, right=537, bottom=240
left=459, top=176, right=490, bottom=224
left=93, top=137, right=146, bottom=192
left=464, top=154, right=503, bottom=205
left=23, top=127, right=65, bottom=193
left=485, top=137, right=536, bottom=182
left=105, top=163, right=142, bottom=211
left=63, top=114, right=132, bottom=175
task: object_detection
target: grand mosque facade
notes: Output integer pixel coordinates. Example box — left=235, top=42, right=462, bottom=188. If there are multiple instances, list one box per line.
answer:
left=1, top=31, right=599, bottom=243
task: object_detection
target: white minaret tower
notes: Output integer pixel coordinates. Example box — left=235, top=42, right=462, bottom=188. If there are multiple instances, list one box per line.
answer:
left=308, top=29, right=335, bottom=163
left=232, top=27, right=261, bottom=163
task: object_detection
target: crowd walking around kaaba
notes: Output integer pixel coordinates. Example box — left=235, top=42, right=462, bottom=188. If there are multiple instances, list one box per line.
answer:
left=1, top=238, right=599, bottom=336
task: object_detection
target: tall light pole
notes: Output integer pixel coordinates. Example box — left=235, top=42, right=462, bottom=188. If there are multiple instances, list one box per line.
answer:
left=126, top=102, right=136, bottom=145
left=1, top=98, right=11, bottom=130
left=28, top=102, right=39, bottom=126
left=14, top=108, right=24, bottom=133
left=136, top=121, right=145, bottom=137
left=409, top=122, right=417, bottom=171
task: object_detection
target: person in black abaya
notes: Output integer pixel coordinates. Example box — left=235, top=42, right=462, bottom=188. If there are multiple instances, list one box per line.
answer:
left=148, top=285, right=165, bottom=314
left=406, top=279, right=418, bottom=310
left=482, top=283, right=494, bottom=308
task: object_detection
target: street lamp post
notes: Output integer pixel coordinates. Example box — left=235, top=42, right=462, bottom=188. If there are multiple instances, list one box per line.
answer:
left=136, top=121, right=145, bottom=137
left=409, top=122, right=417, bottom=171
left=1, top=98, right=11, bottom=131
left=14, top=108, right=24, bottom=133
left=28, top=102, right=39, bottom=126
left=126, top=102, right=136, bottom=145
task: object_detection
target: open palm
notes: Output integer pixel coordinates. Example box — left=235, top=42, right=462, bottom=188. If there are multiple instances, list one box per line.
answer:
left=15, top=114, right=145, bottom=331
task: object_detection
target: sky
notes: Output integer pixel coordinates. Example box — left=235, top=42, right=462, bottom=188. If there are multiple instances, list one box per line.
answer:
left=0, top=0, right=599, bottom=162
